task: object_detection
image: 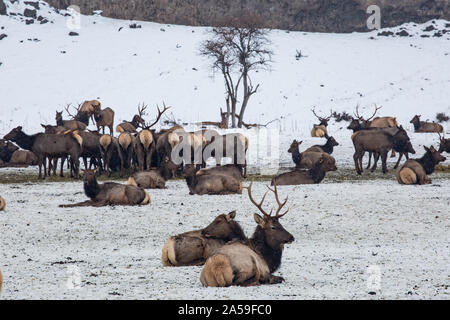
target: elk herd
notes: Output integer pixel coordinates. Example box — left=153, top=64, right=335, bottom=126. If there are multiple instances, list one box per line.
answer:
left=0, top=100, right=449, bottom=289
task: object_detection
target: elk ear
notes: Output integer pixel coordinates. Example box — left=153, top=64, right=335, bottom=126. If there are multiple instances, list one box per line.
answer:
left=226, top=211, right=236, bottom=221
left=424, top=146, right=430, bottom=152
left=41, top=124, right=46, bottom=128
left=299, top=140, right=303, bottom=144
left=254, top=213, right=266, bottom=227
left=429, top=146, right=436, bottom=152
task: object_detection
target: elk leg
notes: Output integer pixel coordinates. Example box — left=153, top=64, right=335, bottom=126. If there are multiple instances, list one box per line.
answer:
left=366, top=152, right=372, bottom=169
left=59, top=200, right=95, bottom=208
left=381, top=152, right=388, bottom=174
left=83, top=156, right=88, bottom=170
left=353, top=152, right=361, bottom=175
left=371, top=153, right=380, bottom=172
left=394, top=153, right=403, bottom=169
left=60, top=157, right=65, bottom=177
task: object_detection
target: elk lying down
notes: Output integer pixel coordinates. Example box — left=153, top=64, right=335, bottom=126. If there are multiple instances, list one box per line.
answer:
left=184, top=164, right=242, bottom=195
left=161, top=211, right=246, bottom=266
left=271, top=154, right=337, bottom=185
left=410, top=115, right=443, bottom=133
left=200, top=182, right=294, bottom=287
left=196, top=164, right=243, bottom=181
left=287, top=139, right=336, bottom=169
left=304, top=134, right=339, bottom=155
left=396, top=146, right=446, bottom=185
left=438, top=133, right=450, bottom=153
left=127, top=157, right=177, bottom=189
left=59, top=170, right=150, bottom=207
left=0, top=196, right=5, bottom=211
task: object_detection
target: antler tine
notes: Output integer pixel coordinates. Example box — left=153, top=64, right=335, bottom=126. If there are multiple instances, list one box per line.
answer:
left=146, top=102, right=170, bottom=129
left=326, top=109, right=333, bottom=121
left=267, top=183, right=289, bottom=218
left=311, top=107, right=321, bottom=120
left=64, top=103, right=76, bottom=119
left=245, top=181, right=271, bottom=218
left=354, top=104, right=362, bottom=120
left=366, top=104, right=382, bottom=121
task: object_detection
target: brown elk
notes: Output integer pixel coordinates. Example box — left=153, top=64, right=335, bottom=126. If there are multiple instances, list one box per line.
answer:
left=352, top=126, right=414, bottom=174
left=115, top=103, right=149, bottom=133
left=41, top=124, right=70, bottom=177
left=271, top=154, right=337, bottom=185
left=9, top=150, right=38, bottom=166
left=155, top=125, right=185, bottom=168
left=134, top=104, right=169, bottom=171
left=0, top=196, right=5, bottom=211
left=56, top=110, right=87, bottom=131
left=127, top=157, right=177, bottom=189
left=4, top=126, right=83, bottom=179
left=161, top=211, right=246, bottom=267
left=396, top=146, right=446, bottom=185
left=410, top=115, right=443, bottom=133
left=183, top=164, right=242, bottom=195
left=438, top=133, right=450, bottom=153
left=304, top=134, right=339, bottom=154
left=311, top=108, right=332, bottom=137
left=59, top=169, right=150, bottom=207
left=200, top=182, right=294, bottom=287
left=94, top=106, right=115, bottom=136
left=80, top=99, right=101, bottom=124
left=288, top=140, right=335, bottom=170
left=99, top=135, right=124, bottom=177
left=196, top=164, right=243, bottom=181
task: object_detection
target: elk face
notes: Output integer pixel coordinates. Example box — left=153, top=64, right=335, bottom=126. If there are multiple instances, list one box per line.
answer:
left=347, top=118, right=361, bottom=131
left=288, top=140, right=302, bottom=153
left=202, top=211, right=237, bottom=238
left=406, top=141, right=416, bottom=154
left=55, top=111, right=63, bottom=122
left=328, top=136, right=339, bottom=147
left=183, top=164, right=197, bottom=176
left=132, top=115, right=145, bottom=127
left=426, top=146, right=446, bottom=164
left=410, top=115, right=420, bottom=124
left=254, top=214, right=294, bottom=250
left=3, top=126, right=23, bottom=141
left=82, top=169, right=97, bottom=184
left=320, top=155, right=337, bottom=172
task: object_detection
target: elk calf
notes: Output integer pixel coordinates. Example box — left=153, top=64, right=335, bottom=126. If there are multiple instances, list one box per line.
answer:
left=0, top=196, right=5, bottom=211
left=184, top=165, right=242, bottom=195
left=271, top=154, right=337, bottom=185
left=161, top=211, right=246, bottom=267
left=60, top=169, right=151, bottom=207
left=396, top=146, right=446, bottom=185
left=200, top=183, right=294, bottom=287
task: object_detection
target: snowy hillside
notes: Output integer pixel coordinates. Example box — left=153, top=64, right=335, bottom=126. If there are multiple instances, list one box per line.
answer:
left=0, top=1, right=449, bottom=170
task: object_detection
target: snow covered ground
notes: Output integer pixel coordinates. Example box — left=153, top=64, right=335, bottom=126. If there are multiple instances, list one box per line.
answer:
left=0, top=179, right=449, bottom=299
left=0, top=1, right=449, bottom=300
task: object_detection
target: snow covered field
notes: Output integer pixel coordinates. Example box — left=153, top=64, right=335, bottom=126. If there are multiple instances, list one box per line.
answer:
left=0, top=1, right=449, bottom=300
left=0, top=179, right=449, bottom=299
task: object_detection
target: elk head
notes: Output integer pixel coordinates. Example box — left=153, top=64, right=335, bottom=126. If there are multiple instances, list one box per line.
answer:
left=288, top=140, right=302, bottom=153
left=325, top=134, right=339, bottom=147
left=246, top=182, right=294, bottom=250
left=393, top=126, right=415, bottom=154
left=3, top=126, right=23, bottom=141
left=425, top=146, right=446, bottom=164
left=312, top=107, right=332, bottom=127
left=437, top=133, right=448, bottom=153
left=55, top=111, right=63, bottom=122
left=201, top=211, right=243, bottom=240
left=410, top=115, right=421, bottom=124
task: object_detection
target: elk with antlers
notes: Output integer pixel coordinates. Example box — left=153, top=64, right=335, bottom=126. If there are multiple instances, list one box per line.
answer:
left=134, top=103, right=170, bottom=171
left=200, top=182, right=294, bottom=287
left=311, top=108, right=332, bottom=137
left=161, top=211, right=246, bottom=267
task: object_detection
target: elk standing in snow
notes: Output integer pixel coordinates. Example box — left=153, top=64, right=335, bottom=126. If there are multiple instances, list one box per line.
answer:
left=200, top=182, right=294, bottom=287
left=161, top=211, right=246, bottom=267
left=94, top=106, right=115, bottom=136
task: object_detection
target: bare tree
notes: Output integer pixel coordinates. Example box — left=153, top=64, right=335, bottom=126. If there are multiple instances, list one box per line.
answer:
left=200, top=14, right=273, bottom=128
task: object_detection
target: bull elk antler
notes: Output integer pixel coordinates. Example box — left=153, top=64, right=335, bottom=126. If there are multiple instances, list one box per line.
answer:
left=64, top=103, right=80, bottom=119
left=312, top=107, right=332, bottom=122
left=366, top=105, right=382, bottom=122
left=246, top=181, right=289, bottom=219
left=142, top=102, right=170, bottom=129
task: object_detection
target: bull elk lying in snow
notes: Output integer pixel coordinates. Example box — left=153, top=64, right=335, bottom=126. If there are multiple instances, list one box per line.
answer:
left=0, top=196, right=5, bottom=211
left=161, top=211, right=246, bottom=266
left=310, top=108, right=332, bottom=137
left=271, top=153, right=337, bottom=185
left=200, top=182, right=294, bottom=287
left=396, top=146, right=446, bottom=185
left=59, top=169, right=150, bottom=207
left=184, top=164, right=242, bottom=195
left=410, top=115, right=443, bottom=133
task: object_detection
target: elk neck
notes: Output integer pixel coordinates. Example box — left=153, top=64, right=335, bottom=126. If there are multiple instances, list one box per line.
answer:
left=84, top=176, right=101, bottom=199
left=321, top=139, right=334, bottom=154
left=411, top=119, right=421, bottom=131
left=308, top=162, right=326, bottom=183
left=10, top=130, right=37, bottom=151
left=417, top=151, right=437, bottom=175
left=227, top=223, right=247, bottom=242
left=291, top=147, right=301, bottom=165
left=249, top=226, right=283, bottom=273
